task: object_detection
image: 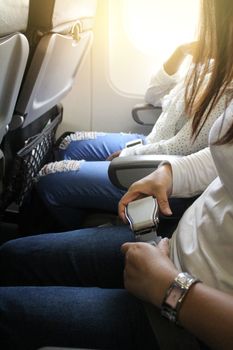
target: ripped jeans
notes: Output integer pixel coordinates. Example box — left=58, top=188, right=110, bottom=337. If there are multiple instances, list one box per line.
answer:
left=35, top=132, right=146, bottom=229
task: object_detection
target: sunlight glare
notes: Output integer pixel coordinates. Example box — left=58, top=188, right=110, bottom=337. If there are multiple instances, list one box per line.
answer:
left=123, top=0, right=199, bottom=58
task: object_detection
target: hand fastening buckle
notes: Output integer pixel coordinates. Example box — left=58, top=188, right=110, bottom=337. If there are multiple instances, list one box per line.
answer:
left=125, top=196, right=161, bottom=245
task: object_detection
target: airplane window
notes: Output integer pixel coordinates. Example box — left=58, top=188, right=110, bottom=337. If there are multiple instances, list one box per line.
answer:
left=108, top=0, right=199, bottom=96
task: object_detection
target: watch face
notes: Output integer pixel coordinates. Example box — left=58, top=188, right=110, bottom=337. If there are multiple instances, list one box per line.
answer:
left=166, top=285, right=183, bottom=308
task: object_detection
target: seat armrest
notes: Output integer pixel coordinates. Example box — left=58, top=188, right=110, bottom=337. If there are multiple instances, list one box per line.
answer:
left=132, top=103, right=162, bottom=126
left=108, top=155, right=181, bottom=190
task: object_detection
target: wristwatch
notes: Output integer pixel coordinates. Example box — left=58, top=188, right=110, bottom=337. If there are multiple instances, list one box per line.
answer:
left=161, top=272, right=201, bottom=323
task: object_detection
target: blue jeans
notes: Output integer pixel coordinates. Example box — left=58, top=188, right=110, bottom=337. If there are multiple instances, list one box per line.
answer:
left=35, top=132, right=146, bottom=229
left=0, top=226, right=158, bottom=350
left=56, top=132, right=146, bottom=161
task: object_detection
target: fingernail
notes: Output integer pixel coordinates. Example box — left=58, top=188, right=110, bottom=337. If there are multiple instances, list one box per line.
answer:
left=165, top=209, right=172, bottom=215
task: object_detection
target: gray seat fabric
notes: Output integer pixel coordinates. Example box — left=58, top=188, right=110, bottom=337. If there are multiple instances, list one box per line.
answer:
left=0, top=0, right=29, bottom=195
left=10, top=0, right=97, bottom=130
left=26, top=0, right=97, bottom=63
left=0, top=0, right=97, bottom=211
left=0, top=0, right=29, bottom=36
left=0, top=0, right=29, bottom=144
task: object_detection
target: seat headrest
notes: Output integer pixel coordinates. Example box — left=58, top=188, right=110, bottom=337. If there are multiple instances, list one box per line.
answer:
left=0, top=0, right=29, bottom=36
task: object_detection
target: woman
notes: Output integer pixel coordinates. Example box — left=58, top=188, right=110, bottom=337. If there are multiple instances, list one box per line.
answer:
left=1, top=1, right=233, bottom=349
left=34, top=36, right=226, bottom=230
left=1, top=103, right=233, bottom=350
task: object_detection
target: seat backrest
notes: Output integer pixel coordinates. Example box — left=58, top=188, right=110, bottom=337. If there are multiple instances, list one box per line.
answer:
left=0, top=0, right=29, bottom=144
left=0, top=0, right=97, bottom=210
left=0, top=0, right=29, bottom=196
left=11, top=0, right=97, bottom=130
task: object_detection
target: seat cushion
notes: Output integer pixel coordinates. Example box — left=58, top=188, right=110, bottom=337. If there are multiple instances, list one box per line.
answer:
left=0, top=0, right=29, bottom=36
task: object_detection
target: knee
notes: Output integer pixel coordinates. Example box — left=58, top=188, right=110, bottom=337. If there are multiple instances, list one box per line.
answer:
left=0, top=239, right=18, bottom=260
left=0, top=239, right=25, bottom=268
left=0, top=238, right=35, bottom=285
left=0, top=237, right=35, bottom=268
left=35, top=173, right=59, bottom=205
left=0, top=240, right=20, bottom=282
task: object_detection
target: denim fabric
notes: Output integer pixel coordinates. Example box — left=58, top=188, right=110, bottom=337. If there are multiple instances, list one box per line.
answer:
left=35, top=132, right=146, bottom=229
left=36, top=160, right=197, bottom=233
left=0, top=226, right=159, bottom=350
left=56, top=132, right=146, bottom=161
left=36, top=161, right=126, bottom=229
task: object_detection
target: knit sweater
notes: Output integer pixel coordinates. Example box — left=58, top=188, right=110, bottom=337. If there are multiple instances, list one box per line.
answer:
left=120, top=65, right=226, bottom=157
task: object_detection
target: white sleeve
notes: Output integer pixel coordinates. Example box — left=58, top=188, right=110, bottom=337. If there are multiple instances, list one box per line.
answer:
left=119, top=114, right=210, bottom=157
left=168, top=148, right=218, bottom=197
left=144, top=65, right=180, bottom=106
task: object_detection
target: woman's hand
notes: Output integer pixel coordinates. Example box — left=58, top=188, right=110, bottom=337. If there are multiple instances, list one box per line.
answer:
left=118, top=164, right=173, bottom=223
left=122, top=239, right=233, bottom=350
left=106, top=150, right=121, bottom=161
left=179, top=41, right=199, bottom=62
left=163, top=41, right=199, bottom=75
left=121, top=238, right=178, bottom=306
left=179, top=41, right=198, bottom=57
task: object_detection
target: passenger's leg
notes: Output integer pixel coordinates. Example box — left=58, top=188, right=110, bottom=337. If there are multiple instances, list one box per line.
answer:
left=0, top=225, right=133, bottom=287
left=56, top=132, right=146, bottom=161
left=36, top=161, right=125, bottom=230
left=0, top=226, right=158, bottom=350
left=0, top=286, right=158, bottom=350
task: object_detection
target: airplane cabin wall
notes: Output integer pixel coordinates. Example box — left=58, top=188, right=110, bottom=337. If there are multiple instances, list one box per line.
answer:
left=60, top=0, right=151, bottom=137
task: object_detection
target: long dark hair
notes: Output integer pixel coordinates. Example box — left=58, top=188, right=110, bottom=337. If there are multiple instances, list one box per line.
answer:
left=185, top=0, right=233, bottom=144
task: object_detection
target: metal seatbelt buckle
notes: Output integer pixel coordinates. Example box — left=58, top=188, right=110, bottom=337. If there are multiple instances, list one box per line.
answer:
left=125, top=196, right=161, bottom=245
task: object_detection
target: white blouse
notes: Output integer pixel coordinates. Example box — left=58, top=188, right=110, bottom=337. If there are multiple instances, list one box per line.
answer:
left=120, top=65, right=227, bottom=157
left=170, top=102, right=233, bottom=293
